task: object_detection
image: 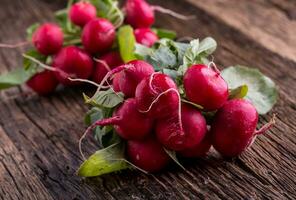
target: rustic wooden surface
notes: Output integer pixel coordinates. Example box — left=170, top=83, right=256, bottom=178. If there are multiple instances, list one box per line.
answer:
left=0, top=0, right=296, bottom=199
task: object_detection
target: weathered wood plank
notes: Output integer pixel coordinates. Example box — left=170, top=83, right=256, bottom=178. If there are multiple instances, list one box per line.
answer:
left=0, top=0, right=296, bottom=199
left=0, top=126, right=54, bottom=200
left=185, top=0, right=296, bottom=62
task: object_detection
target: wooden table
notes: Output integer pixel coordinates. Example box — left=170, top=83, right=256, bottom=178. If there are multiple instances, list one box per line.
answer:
left=1, top=0, right=296, bottom=199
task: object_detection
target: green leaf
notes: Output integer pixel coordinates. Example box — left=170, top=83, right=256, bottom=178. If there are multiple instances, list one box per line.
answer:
left=229, top=84, right=248, bottom=99
left=118, top=25, right=137, bottom=63
left=134, top=43, right=153, bottom=59
left=145, top=39, right=189, bottom=71
left=164, top=148, right=185, bottom=170
left=90, top=0, right=124, bottom=28
left=197, top=37, right=217, bottom=56
left=162, top=69, right=181, bottom=80
left=221, top=65, right=278, bottom=114
left=84, top=89, right=124, bottom=108
left=84, top=107, right=120, bottom=148
left=23, top=49, right=47, bottom=71
left=0, top=68, right=36, bottom=90
left=153, top=28, right=177, bottom=39
left=148, top=45, right=177, bottom=70
left=26, top=23, right=39, bottom=40
left=98, top=129, right=121, bottom=148
left=84, top=107, right=104, bottom=126
left=78, top=143, right=130, bottom=177
left=179, top=37, right=217, bottom=75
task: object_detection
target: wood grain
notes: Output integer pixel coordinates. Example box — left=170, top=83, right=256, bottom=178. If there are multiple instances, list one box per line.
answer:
left=0, top=0, right=295, bottom=199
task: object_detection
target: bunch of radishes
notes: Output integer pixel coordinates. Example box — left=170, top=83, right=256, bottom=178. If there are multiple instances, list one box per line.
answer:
left=81, top=56, right=275, bottom=173
left=0, top=0, right=277, bottom=176
left=1, top=0, right=183, bottom=94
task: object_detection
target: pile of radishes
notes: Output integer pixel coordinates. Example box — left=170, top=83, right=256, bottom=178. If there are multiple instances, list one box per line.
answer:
left=26, top=0, right=162, bottom=95
left=1, top=0, right=182, bottom=94
left=80, top=58, right=276, bottom=174
left=0, top=0, right=278, bottom=177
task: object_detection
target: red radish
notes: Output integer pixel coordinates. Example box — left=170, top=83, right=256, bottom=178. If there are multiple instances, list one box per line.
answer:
left=183, top=64, right=229, bottom=111
left=69, top=2, right=97, bottom=27
left=112, top=73, right=122, bottom=92
left=97, top=60, right=154, bottom=97
left=117, top=60, right=154, bottom=97
left=156, top=104, right=207, bottom=151
left=52, top=46, right=93, bottom=85
left=26, top=70, right=59, bottom=95
left=32, top=23, right=64, bottom=55
left=211, top=99, right=275, bottom=157
left=82, top=18, right=115, bottom=54
left=124, top=0, right=155, bottom=28
left=127, top=137, right=170, bottom=172
left=92, top=52, right=123, bottom=84
left=178, top=133, right=212, bottom=158
left=88, top=98, right=153, bottom=140
left=135, top=73, right=179, bottom=119
left=134, top=28, right=159, bottom=47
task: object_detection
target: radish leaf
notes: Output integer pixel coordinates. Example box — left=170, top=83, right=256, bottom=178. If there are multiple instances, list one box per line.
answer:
left=222, top=66, right=278, bottom=114
left=78, top=143, right=130, bottom=177
left=118, top=25, right=137, bottom=63
left=0, top=68, right=36, bottom=90
left=229, top=84, right=248, bottom=99
left=164, top=148, right=185, bottom=170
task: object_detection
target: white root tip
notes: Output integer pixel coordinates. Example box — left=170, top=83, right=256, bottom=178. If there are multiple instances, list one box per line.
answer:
left=152, top=5, right=196, bottom=21
left=0, top=41, right=29, bottom=48
left=94, top=58, right=111, bottom=72
left=78, top=122, right=98, bottom=161
left=23, top=54, right=74, bottom=80
left=207, top=61, right=220, bottom=74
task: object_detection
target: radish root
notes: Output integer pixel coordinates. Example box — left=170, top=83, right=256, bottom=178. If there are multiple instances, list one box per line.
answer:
left=23, top=54, right=110, bottom=88
left=0, top=41, right=29, bottom=48
left=79, top=116, right=121, bottom=160
left=254, top=114, right=276, bottom=135
left=208, top=61, right=221, bottom=75
left=94, top=58, right=111, bottom=72
left=22, top=54, right=69, bottom=78
left=139, top=88, right=183, bottom=132
left=92, top=64, right=134, bottom=100
left=148, top=72, right=161, bottom=94
left=152, top=5, right=196, bottom=20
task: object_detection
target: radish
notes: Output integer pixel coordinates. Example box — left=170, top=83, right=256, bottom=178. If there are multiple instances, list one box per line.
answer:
left=135, top=73, right=179, bottom=119
left=134, top=28, right=159, bottom=47
left=82, top=18, right=116, bottom=54
left=52, top=46, right=93, bottom=85
left=124, top=0, right=155, bottom=28
left=86, top=98, right=153, bottom=140
left=178, top=133, right=212, bottom=158
left=127, top=137, right=170, bottom=172
left=116, top=60, right=154, bottom=97
left=92, top=52, right=123, bottom=84
left=96, top=60, right=154, bottom=97
left=69, top=1, right=97, bottom=27
left=211, top=99, right=275, bottom=157
left=156, top=104, right=207, bottom=151
left=183, top=64, right=229, bottom=111
left=32, top=23, right=64, bottom=55
left=26, top=70, right=59, bottom=95
left=112, top=73, right=122, bottom=92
